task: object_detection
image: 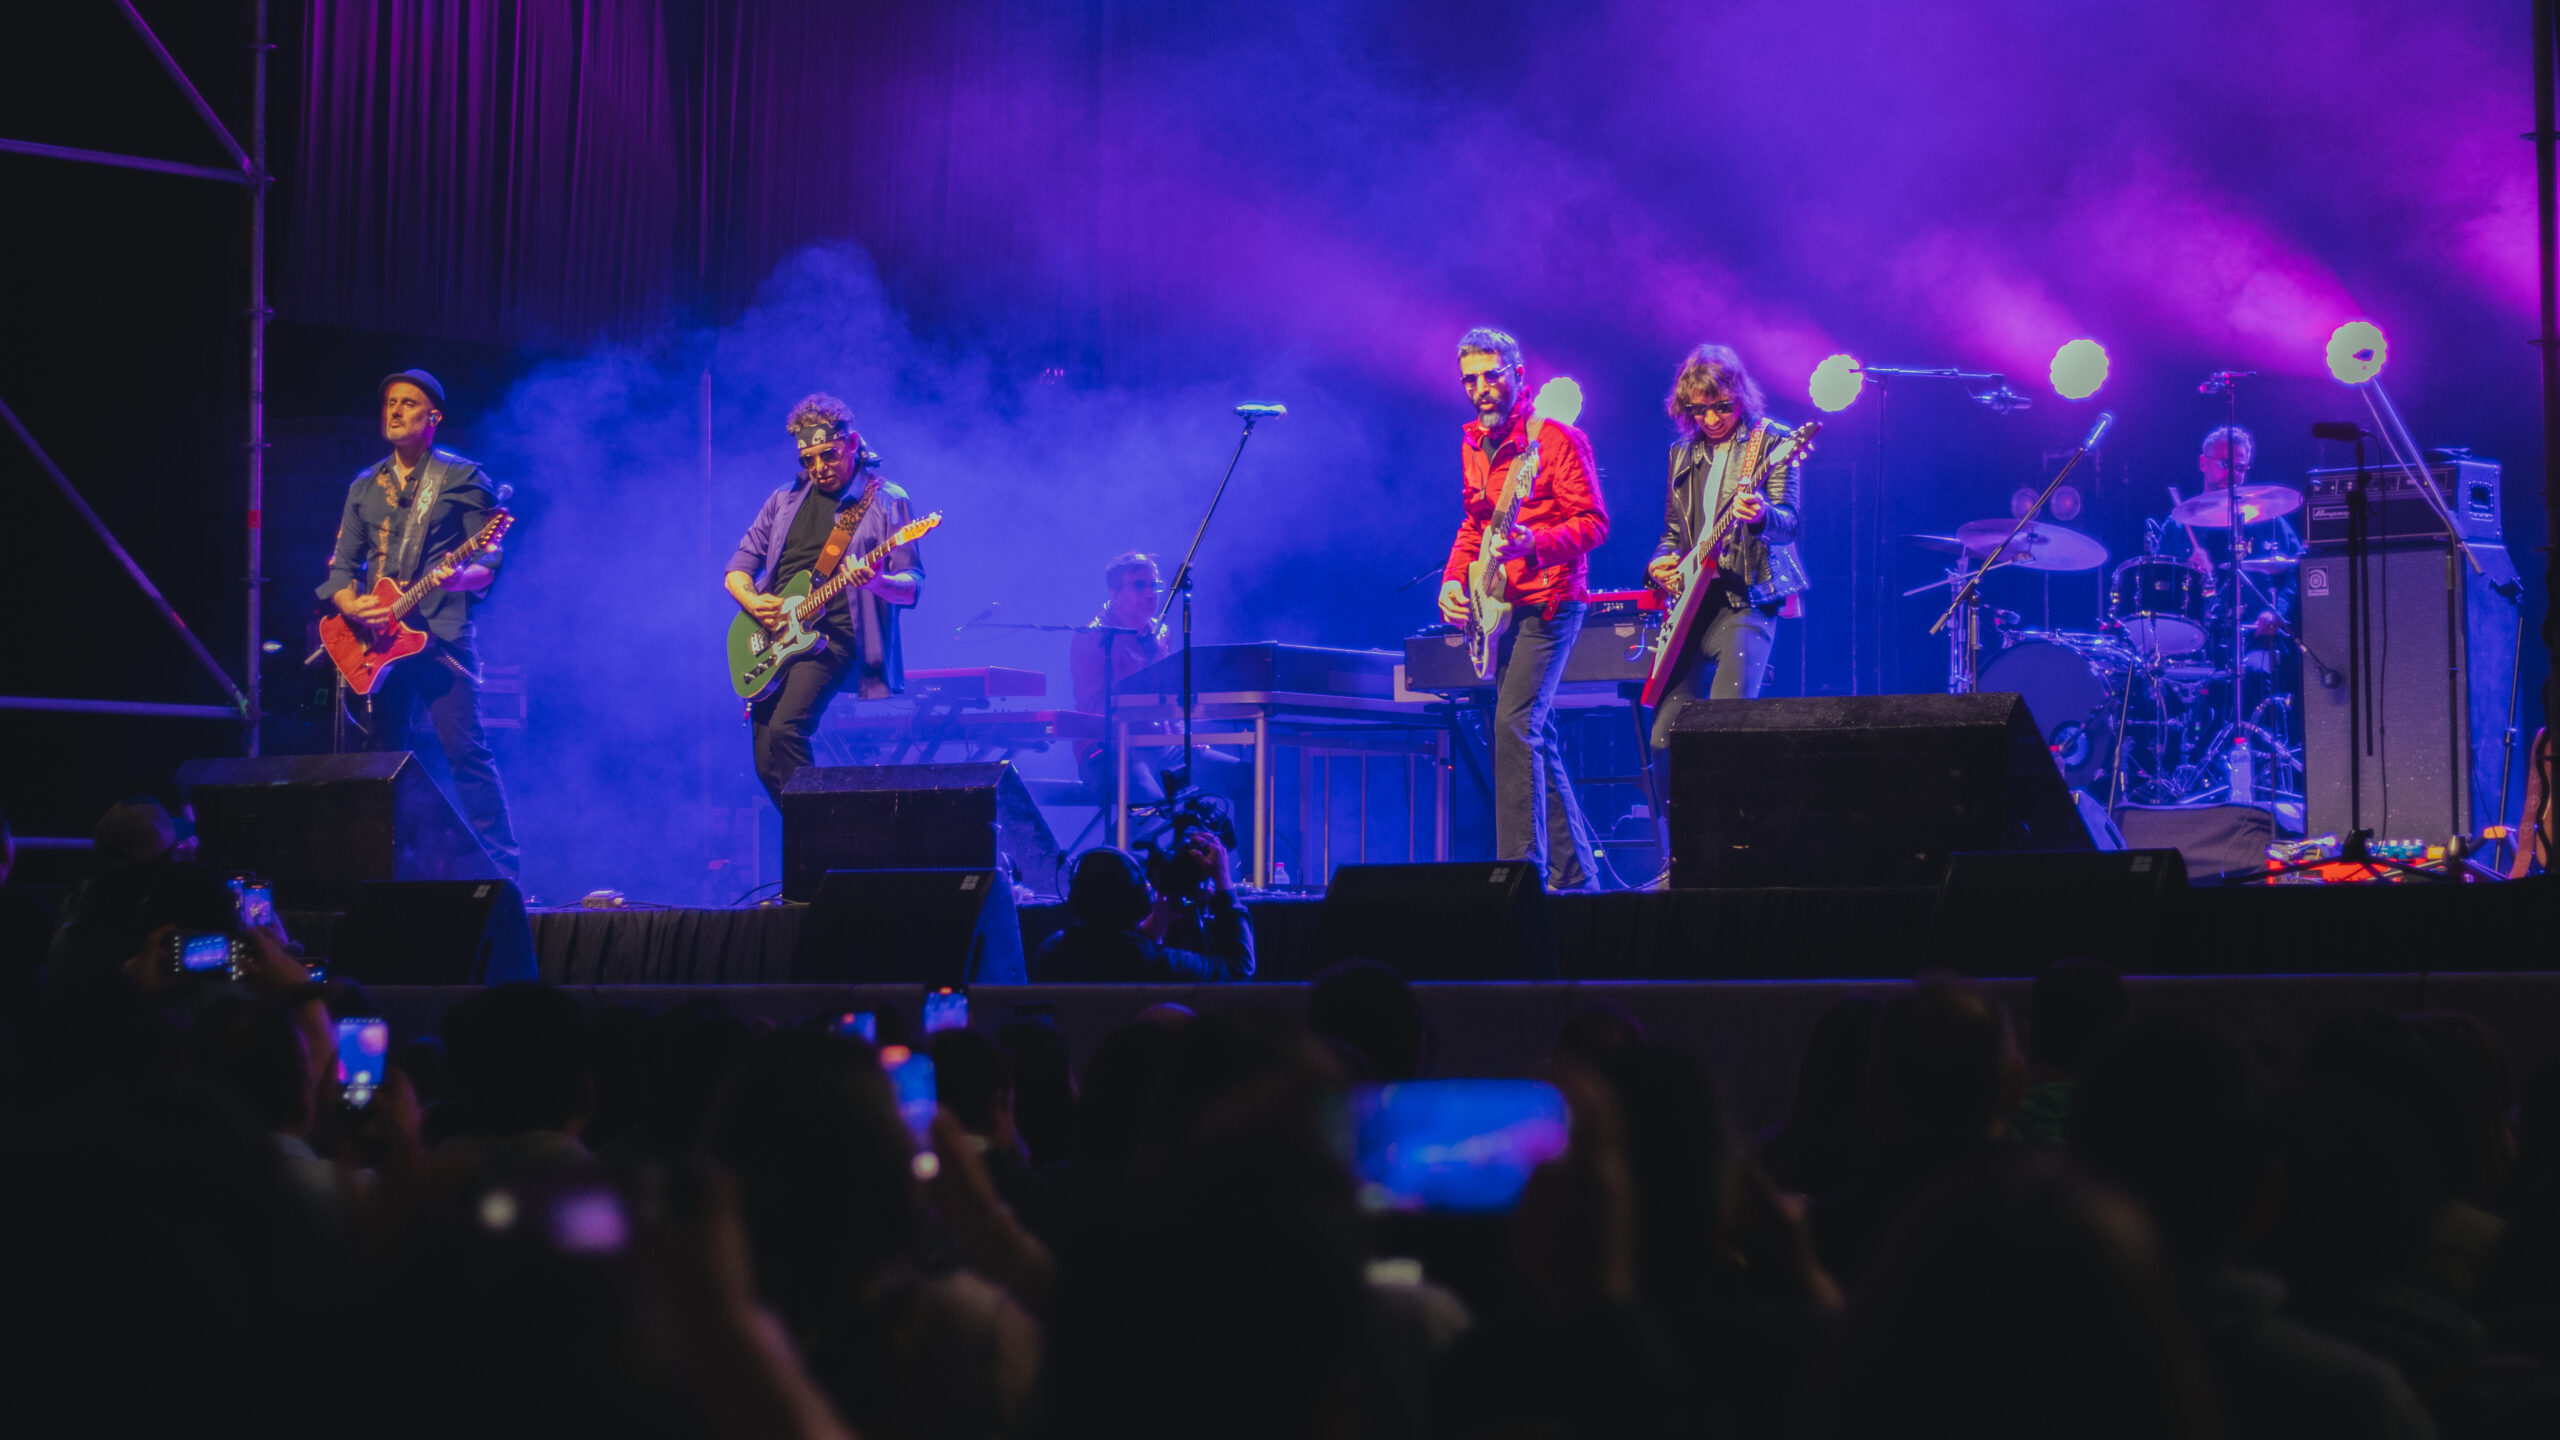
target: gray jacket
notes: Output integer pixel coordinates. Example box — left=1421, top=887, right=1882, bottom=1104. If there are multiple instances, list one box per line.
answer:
left=1651, top=421, right=1809, bottom=608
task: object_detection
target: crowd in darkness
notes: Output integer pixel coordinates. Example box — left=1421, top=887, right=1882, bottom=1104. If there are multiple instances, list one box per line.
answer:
left=4, top=801, right=2560, bottom=1437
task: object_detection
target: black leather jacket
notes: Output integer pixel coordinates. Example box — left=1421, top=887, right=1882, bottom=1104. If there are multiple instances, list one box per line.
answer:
left=1651, top=421, right=1809, bottom=608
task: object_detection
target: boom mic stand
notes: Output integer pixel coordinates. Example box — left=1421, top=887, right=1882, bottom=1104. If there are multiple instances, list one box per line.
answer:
left=1156, top=411, right=1270, bottom=797
left=1933, top=412, right=2115, bottom=690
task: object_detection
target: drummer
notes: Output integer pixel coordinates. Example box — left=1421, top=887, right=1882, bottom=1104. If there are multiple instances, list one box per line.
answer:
left=2168, top=425, right=2301, bottom=650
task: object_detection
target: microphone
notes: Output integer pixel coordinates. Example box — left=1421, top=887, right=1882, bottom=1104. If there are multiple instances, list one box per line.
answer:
left=1235, top=402, right=1287, bottom=420
left=2198, top=370, right=2258, bottom=394
left=1974, top=384, right=2032, bottom=414
left=2081, top=412, right=2114, bottom=450
left=2311, top=421, right=2369, bottom=442
left=954, top=601, right=999, bottom=635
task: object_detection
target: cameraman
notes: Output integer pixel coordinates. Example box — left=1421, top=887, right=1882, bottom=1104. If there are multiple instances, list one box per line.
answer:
left=1033, top=847, right=1254, bottom=983
left=1140, top=829, right=1255, bottom=981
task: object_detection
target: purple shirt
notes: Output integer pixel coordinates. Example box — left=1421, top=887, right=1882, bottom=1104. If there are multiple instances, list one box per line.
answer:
left=728, top=477, right=924, bottom=700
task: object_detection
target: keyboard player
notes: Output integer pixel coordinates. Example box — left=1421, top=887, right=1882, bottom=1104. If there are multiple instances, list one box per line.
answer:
left=1069, top=550, right=1252, bottom=845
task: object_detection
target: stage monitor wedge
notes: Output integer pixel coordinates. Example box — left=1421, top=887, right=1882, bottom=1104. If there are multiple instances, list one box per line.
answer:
left=1666, top=693, right=2089, bottom=888
left=781, top=762, right=1063, bottom=903
left=790, top=868, right=1027, bottom=984
left=1309, top=861, right=1558, bottom=981
left=175, top=752, right=501, bottom=911
left=332, top=879, right=537, bottom=985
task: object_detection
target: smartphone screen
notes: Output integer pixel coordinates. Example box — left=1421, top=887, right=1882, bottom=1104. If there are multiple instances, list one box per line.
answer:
left=1348, top=1079, right=1571, bottom=1214
left=832, top=1011, right=878, bottom=1044
left=176, top=932, right=235, bottom=975
left=336, top=1016, right=390, bottom=1108
left=880, top=1045, right=938, bottom=1141
left=237, top=882, right=276, bottom=931
left=922, top=987, right=968, bottom=1035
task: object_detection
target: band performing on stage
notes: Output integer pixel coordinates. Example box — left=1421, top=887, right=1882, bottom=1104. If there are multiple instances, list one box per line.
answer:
left=307, top=332, right=2542, bottom=897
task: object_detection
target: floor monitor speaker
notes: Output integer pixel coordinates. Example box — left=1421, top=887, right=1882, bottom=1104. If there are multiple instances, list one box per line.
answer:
left=790, top=868, right=1027, bottom=984
left=1309, top=861, right=1557, bottom=981
left=781, top=763, right=1062, bottom=903
left=332, top=879, right=537, bottom=985
left=1666, top=693, right=2089, bottom=887
left=175, top=752, right=500, bottom=910
left=1925, top=849, right=2187, bottom=975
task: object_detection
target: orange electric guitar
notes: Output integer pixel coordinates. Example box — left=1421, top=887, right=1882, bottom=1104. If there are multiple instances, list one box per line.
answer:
left=318, top=510, right=514, bottom=694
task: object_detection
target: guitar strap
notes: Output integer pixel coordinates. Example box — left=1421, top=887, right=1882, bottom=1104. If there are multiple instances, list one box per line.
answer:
left=810, top=479, right=881, bottom=581
left=384, top=454, right=446, bottom=586
left=1705, top=423, right=1771, bottom=561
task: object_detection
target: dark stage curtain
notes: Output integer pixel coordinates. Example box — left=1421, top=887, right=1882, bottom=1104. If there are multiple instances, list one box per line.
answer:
left=287, top=0, right=1116, bottom=351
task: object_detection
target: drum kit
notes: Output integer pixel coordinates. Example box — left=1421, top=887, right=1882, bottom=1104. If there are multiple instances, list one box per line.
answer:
left=1915, top=483, right=2309, bottom=816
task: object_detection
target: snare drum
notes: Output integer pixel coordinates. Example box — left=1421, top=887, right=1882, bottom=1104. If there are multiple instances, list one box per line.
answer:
left=2108, top=556, right=2212, bottom=656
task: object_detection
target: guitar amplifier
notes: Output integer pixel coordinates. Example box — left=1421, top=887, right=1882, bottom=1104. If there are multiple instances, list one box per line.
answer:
left=2303, top=459, right=2501, bottom=547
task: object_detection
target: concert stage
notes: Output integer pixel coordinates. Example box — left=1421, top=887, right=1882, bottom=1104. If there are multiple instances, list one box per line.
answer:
left=284, top=872, right=2553, bottom=987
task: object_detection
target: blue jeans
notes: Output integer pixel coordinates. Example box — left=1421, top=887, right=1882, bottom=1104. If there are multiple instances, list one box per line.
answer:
left=1494, top=604, right=1597, bottom=891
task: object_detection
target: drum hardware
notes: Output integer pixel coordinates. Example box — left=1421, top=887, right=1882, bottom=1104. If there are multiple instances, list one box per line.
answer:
left=2108, top=555, right=2215, bottom=657
left=2168, top=484, right=2305, bottom=529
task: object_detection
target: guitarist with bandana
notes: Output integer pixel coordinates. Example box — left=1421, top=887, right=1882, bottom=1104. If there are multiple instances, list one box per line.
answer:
left=724, top=393, right=927, bottom=807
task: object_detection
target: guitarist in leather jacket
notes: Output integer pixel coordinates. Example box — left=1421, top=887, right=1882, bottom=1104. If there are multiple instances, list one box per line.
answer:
left=1643, top=345, right=1809, bottom=762
left=1436, top=328, right=1609, bottom=893
left=319, top=369, right=521, bottom=878
left=724, top=394, right=925, bottom=807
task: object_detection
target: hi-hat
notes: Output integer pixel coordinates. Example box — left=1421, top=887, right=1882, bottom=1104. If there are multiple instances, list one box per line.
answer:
left=2171, top=485, right=2303, bottom=528
left=2238, top=553, right=2300, bottom=575
left=1950, top=519, right=2109, bottom=572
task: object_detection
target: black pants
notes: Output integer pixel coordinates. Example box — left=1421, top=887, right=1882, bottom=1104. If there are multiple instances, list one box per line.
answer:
left=751, top=641, right=853, bottom=808
left=1493, top=604, right=1597, bottom=892
left=367, top=637, right=521, bottom=878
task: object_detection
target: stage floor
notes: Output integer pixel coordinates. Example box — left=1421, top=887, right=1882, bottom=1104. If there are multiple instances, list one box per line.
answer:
left=452, top=874, right=2558, bottom=986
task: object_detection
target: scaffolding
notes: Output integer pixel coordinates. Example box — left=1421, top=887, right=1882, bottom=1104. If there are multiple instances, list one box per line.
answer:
left=0, top=0, right=269, bottom=776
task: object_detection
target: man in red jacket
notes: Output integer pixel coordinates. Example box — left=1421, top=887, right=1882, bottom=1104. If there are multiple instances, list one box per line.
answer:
left=1437, top=327, right=1609, bottom=891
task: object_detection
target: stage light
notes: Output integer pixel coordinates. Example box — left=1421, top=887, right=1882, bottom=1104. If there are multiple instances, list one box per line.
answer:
left=1809, top=354, right=1864, bottom=412
left=2048, top=338, right=2109, bottom=400
left=2326, top=320, right=2387, bottom=384
left=1534, top=376, right=1585, bottom=425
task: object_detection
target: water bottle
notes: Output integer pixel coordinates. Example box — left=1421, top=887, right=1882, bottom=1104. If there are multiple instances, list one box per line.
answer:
left=2226, top=735, right=2254, bottom=804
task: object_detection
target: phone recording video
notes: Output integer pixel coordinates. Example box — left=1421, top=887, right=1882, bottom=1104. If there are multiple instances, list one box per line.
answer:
left=236, top=880, right=275, bottom=931
left=922, top=986, right=969, bottom=1035
left=880, top=1045, right=938, bottom=1142
left=1348, top=1079, right=1572, bottom=1214
left=832, top=1011, right=878, bottom=1044
left=167, top=931, right=241, bottom=981
left=337, top=1017, right=390, bottom=1109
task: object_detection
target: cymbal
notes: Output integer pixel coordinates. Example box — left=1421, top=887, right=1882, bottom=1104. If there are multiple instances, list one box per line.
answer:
left=1950, top=519, right=2110, bottom=572
left=2170, top=485, right=2303, bottom=528
left=2238, top=554, right=2299, bottom=574
left=1906, top=533, right=1968, bottom=554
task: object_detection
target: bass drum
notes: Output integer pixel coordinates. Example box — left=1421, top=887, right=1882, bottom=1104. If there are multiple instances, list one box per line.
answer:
left=1980, top=640, right=2118, bottom=790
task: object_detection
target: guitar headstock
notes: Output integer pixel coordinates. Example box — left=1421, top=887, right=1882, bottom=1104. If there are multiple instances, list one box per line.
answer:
left=1776, top=419, right=1823, bottom=464
left=887, top=512, right=942, bottom=547
left=463, top=509, right=515, bottom=557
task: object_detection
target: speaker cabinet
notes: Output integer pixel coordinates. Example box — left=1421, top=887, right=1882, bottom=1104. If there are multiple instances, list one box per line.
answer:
left=790, top=868, right=1026, bottom=984
left=1926, top=849, right=2187, bottom=975
left=1309, top=861, right=1558, bottom=980
left=332, top=879, right=537, bottom=985
left=1666, top=693, right=2089, bottom=887
left=780, top=763, right=1063, bottom=903
left=175, top=752, right=501, bottom=910
left=2299, top=539, right=2522, bottom=842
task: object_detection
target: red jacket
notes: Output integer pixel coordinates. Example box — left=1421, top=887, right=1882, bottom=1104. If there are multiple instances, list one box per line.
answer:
left=1441, top=400, right=1610, bottom=618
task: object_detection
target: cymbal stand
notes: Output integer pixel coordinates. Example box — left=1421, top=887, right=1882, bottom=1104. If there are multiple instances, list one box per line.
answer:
left=1931, top=412, right=2111, bottom=684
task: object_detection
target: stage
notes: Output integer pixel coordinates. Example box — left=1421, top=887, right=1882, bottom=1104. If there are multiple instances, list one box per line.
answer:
left=281, top=872, right=2554, bottom=986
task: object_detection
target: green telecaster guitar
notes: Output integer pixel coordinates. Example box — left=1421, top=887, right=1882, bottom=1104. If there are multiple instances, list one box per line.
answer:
left=727, top=512, right=942, bottom=701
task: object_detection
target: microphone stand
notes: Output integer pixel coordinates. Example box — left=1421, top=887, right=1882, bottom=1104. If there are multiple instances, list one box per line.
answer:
left=1156, top=414, right=1265, bottom=797
left=1932, top=415, right=2112, bottom=692
left=1862, top=364, right=2023, bottom=695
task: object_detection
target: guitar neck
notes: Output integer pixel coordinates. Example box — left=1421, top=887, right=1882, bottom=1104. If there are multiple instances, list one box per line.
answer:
left=798, top=535, right=897, bottom=618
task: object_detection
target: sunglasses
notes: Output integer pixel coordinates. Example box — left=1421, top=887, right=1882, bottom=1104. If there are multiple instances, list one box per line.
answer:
left=1685, top=400, right=1738, bottom=420
left=1121, top=578, right=1162, bottom=592
left=1460, top=368, right=1516, bottom=392
left=798, top=447, right=844, bottom=470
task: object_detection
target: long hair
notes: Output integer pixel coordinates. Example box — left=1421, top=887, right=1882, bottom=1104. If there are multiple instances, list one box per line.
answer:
left=1665, top=344, right=1767, bottom=441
